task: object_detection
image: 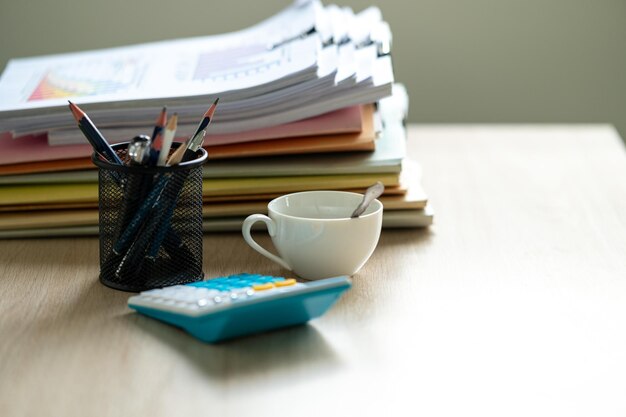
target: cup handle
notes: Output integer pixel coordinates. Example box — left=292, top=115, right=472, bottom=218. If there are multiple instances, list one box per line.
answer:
left=242, top=214, right=292, bottom=271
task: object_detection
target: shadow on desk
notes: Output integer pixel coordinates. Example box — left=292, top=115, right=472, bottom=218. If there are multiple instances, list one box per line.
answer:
left=121, top=313, right=342, bottom=379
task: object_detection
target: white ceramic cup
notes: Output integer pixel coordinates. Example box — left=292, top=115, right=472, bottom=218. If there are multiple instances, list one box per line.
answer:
left=242, top=190, right=383, bottom=280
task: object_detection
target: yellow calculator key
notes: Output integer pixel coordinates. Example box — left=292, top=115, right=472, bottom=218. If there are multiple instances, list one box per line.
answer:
left=275, top=279, right=297, bottom=287
left=252, top=283, right=275, bottom=291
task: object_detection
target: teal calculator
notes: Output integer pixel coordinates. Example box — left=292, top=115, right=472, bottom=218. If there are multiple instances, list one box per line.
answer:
left=127, top=273, right=351, bottom=343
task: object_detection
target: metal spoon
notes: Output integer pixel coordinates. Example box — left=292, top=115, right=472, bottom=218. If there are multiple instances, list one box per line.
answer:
left=351, top=181, right=385, bottom=218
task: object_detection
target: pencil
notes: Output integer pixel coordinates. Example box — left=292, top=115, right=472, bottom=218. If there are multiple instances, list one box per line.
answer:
left=157, top=113, right=178, bottom=166
left=167, top=98, right=219, bottom=166
left=191, top=97, right=219, bottom=139
left=150, top=106, right=167, bottom=150
left=68, top=101, right=123, bottom=165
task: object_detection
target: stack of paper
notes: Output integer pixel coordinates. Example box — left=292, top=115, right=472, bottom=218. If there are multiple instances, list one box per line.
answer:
left=0, top=0, right=433, bottom=238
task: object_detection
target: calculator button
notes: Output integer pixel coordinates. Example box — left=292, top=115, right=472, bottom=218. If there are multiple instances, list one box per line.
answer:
left=234, top=287, right=255, bottom=298
left=274, top=279, right=297, bottom=287
left=194, top=288, right=219, bottom=298
left=252, top=283, right=275, bottom=291
left=213, top=294, right=232, bottom=304
left=170, top=293, right=190, bottom=302
left=197, top=298, right=215, bottom=308
left=186, top=294, right=205, bottom=303
left=235, top=273, right=260, bottom=280
left=230, top=287, right=255, bottom=298
left=142, top=289, right=163, bottom=295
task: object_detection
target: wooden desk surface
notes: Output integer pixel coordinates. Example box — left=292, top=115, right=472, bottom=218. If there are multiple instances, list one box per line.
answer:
left=2, top=125, right=626, bottom=417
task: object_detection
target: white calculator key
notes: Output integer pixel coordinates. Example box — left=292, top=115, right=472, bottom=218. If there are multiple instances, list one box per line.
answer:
left=170, top=292, right=189, bottom=302
left=213, top=293, right=232, bottom=305
left=230, top=288, right=251, bottom=297
left=197, top=298, right=214, bottom=308
left=194, top=288, right=219, bottom=298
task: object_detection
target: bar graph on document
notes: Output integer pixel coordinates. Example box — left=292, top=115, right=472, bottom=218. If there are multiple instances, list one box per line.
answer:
left=192, top=43, right=284, bottom=82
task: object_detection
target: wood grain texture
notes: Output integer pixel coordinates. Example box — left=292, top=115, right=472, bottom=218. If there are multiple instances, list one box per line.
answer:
left=2, top=125, right=626, bottom=417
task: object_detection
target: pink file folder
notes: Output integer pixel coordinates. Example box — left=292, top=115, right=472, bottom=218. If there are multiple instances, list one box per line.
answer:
left=0, top=106, right=364, bottom=166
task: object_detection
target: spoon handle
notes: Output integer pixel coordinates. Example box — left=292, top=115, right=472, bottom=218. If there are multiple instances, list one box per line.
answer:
left=351, top=181, right=385, bottom=218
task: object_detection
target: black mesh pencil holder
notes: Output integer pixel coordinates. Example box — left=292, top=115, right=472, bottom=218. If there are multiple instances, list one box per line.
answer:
left=93, top=143, right=207, bottom=292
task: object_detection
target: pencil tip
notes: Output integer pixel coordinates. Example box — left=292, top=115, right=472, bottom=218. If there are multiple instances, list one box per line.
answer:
left=68, top=101, right=84, bottom=120
left=203, top=98, right=220, bottom=119
left=166, top=113, right=178, bottom=129
left=156, top=107, right=167, bottom=125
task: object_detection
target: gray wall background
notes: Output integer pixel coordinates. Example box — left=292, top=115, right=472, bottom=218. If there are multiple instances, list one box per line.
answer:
left=1, top=0, right=625, bottom=138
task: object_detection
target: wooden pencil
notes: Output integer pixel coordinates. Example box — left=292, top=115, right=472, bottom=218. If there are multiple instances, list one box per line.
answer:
left=68, top=101, right=123, bottom=165
left=167, top=98, right=219, bottom=165
left=157, top=113, right=178, bottom=166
